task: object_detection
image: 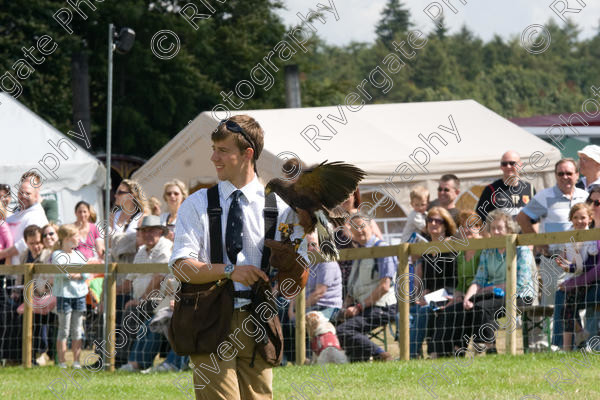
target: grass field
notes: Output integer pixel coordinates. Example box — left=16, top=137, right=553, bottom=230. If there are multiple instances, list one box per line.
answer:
left=2, top=351, right=600, bottom=400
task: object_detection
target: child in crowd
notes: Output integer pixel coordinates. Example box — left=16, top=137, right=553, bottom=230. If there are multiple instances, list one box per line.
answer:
left=558, top=203, right=598, bottom=351
left=52, top=224, right=90, bottom=368
left=401, top=186, right=429, bottom=242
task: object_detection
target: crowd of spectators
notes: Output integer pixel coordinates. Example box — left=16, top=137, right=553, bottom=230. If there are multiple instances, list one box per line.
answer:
left=2, top=144, right=600, bottom=368
left=0, top=174, right=188, bottom=370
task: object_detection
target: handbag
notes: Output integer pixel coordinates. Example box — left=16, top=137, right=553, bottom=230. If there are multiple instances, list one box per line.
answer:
left=249, top=280, right=284, bottom=367
left=16, top=295, right=56, bottom=315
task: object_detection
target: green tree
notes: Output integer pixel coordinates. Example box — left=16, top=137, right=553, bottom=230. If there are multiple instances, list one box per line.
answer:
left=375, top=0, right=411, bottom=44
left=434, top=15, right=449, bottom=40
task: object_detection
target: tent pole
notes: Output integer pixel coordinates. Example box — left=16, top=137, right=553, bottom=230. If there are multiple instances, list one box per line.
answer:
left=103, top=23, right=114, bottom=371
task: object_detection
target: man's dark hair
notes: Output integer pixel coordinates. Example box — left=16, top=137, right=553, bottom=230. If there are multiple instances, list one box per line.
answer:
left=212, top=115, right=265, bottom=165
left=23, top=224, right=42, bottom=241
left=440, top=174, right=460, bottom=189
left=554, top=158, right=577, bottom=174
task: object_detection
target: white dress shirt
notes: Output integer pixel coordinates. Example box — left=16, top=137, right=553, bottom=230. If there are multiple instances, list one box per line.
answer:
left=128, top=236, right=173, bottom=299
left=6, top=202, right=48, bottom=265
left=169, top=175, right=304, bottom=308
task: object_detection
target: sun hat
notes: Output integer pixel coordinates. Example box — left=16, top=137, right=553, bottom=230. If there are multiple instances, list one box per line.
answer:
left=578, top=145, right=600, bottom=164
left=136, top=215, right=169, bottom=235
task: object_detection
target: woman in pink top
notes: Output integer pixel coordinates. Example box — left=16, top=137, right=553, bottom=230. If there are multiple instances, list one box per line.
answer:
left=0, top=197, right=13, bottom=264
left=74, top=201, right=104, bottom=261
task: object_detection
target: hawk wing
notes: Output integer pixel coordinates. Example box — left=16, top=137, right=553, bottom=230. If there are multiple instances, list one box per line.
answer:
left=293, top=161, right=366, bottom=213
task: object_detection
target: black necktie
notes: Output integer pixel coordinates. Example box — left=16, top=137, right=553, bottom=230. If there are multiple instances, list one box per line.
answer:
left=225, top=190, right=244, bottom=264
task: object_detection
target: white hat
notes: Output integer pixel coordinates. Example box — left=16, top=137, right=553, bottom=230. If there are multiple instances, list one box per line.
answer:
left=578, top=145, right=600, bottom=164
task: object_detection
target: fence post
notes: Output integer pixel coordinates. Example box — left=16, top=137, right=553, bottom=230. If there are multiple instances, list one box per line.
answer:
left=105, top=262, right=117, bottom=371
left=22, top=264, right=34, bottom=368
left=397, top=243, right=410, bottom=360
left=505, top=234, right=518, bottom=355
left=295, top=287, right=306, bottom=365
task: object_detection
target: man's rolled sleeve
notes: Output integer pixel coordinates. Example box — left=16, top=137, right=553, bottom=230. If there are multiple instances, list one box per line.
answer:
left=521, top=196, right=546, bottom=222
left=377, top=256, right=398, bottom=280
left=168, top=199, right=205, bottom=270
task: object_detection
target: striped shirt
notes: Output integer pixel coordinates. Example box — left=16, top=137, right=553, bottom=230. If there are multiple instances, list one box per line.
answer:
left=521, top=185, right=588, bottom=234
left=169, top=175, right=303, bottom=308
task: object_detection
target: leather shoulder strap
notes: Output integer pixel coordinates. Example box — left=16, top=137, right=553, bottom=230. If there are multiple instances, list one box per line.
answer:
left=207, top=185, right=223, bottom=264
left=260, top=192, right=278, bottom=272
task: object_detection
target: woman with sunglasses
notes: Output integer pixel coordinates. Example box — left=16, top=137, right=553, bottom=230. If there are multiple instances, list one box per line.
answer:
left=41, top=223, right=59, bottom=250
left=159, top=179, right=188, bottom=241
left=38, top=223, right=58, bottom=263
left=409, top=206, right=457, bottom=358
left=561, top=187, right=600, bottom=341
left=112, top=179, right=149, bottom=236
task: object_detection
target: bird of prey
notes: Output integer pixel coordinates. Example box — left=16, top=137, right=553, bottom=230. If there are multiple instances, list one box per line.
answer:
left=265, top=161, right=366, bottom=260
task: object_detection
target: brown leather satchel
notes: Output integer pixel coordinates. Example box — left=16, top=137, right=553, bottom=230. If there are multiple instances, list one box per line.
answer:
left=248, top=280, right=284, bottom=367
left=168, top=280, right=234, bottom=355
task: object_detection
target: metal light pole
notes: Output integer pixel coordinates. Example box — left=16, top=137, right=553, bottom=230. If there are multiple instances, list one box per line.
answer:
left=102, top=23, right=114, bottom=370
left=103, top=23, right=134, bottom=370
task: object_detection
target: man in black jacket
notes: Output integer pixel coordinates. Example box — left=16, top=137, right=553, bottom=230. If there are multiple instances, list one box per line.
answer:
left=475, top=150, right=535, bottom=224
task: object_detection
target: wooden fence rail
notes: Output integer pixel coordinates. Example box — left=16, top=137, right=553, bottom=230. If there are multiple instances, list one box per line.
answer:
left=11, top=228, right=600, bottom=368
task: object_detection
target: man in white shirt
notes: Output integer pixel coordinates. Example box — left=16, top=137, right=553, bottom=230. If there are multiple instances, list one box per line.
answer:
left=119, top=215, right=173, bottom=372
left=576, top=145, right=600, bottom=192
left=170, top=115, right=307, bottom=400
left=0, top=172, right=48, bottom=265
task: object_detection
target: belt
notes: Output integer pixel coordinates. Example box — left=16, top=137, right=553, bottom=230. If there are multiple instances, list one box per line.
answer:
left=234, top=290, right=253, bottom=299
left=235, top=303, right=252, bottom=312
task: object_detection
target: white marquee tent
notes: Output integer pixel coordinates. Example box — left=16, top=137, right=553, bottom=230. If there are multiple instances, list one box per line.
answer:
left=133, top=100, right=561, bottom=239
left=0, top=93, right=105, bottom=224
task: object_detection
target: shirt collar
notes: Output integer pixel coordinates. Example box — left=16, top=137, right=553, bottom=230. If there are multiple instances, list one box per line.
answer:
left=365, top=234, right=378, bottom=247
left=583, top=176, right=600, bottom=190
left=219, top=175, right=264, bottom=203
left=553, top=184, right=574, bottom=199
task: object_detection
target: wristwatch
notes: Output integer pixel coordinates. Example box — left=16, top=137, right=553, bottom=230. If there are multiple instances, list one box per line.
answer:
left=224, top=264, right=235, bottom=280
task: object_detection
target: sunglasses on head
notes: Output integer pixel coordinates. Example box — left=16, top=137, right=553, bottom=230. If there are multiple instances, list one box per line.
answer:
left=219, top=119, right=256, bottom=157
left=501, top=161, right=517, bottom=167
left=42, top=232, right=55, bottom=238
left=557, top=171, right=574, bottom=177
left=427, top=217, right=445, bottom=225
left=437, top=187, right=451, bottom=193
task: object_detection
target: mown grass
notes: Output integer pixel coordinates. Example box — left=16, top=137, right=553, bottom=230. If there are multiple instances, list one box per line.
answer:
left=1, top=352, right=599, bottom=399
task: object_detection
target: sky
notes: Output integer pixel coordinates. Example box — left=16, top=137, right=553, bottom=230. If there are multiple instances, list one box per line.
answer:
left=277, top=0, right=600, bottom=46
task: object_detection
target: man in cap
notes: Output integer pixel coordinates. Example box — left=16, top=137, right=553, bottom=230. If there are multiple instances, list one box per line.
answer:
left=118, top=215, right=173, bottom=371
left=576, top=145, right=600, bottom=192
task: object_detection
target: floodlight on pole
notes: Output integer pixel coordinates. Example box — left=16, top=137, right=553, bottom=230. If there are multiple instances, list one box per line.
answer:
left=103, top=23, right=135, bottom=371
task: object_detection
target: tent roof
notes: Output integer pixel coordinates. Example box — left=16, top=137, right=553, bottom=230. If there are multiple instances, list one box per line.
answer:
left=133, top=99, right=562, bottom=210
left=510, top=112, right=600, bottom=127
left=0, top=93, right=105, bottom=193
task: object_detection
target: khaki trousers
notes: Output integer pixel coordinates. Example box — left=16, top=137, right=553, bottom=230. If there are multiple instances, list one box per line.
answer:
left=190, top=309, right=273, bottom=400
